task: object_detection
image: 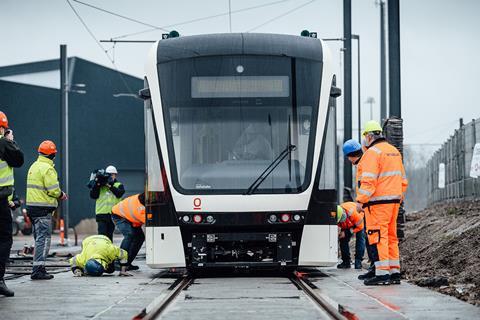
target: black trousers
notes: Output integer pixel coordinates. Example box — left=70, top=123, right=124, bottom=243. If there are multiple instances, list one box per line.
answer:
left=96, top=214, right=115, bottom=242
left=0, top=198, right=12, bottom=279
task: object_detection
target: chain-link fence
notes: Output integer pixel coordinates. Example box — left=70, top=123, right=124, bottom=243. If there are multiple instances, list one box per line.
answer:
left=427, top=118, right=480, bottom=204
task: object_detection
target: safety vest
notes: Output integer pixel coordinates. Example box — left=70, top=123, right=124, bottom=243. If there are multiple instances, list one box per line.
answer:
left=338, top=202, right=364, bottom=233
left=356, top=139, right=408, bottom=205
left=96, top=182, right=122, bottom=214
left=69, top=235, right=128, bottom=270
left=26, top=156, right=61, bottom=208
left=112, top=194, right=145, bottom=227
left=0, top=135, right=14, bottom=188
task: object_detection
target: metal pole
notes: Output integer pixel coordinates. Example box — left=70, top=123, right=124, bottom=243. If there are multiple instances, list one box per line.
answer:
left=388, top=0, right=401, bottom=117
left=380, top=0, right=387, bottom=120
left=343, top=0, right=353, bottom=189
left=60, top=45, right=69, bottom=243
left=352, top=35, right=361, bottom=141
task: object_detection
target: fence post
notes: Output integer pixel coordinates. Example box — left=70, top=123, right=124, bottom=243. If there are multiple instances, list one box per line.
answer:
left=473, top=119, right=477, bottom=199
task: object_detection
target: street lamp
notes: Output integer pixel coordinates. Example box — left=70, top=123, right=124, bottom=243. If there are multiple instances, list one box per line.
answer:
left=365, top=97, right=375, bottom=120
left=323, top=35, right=362, bottom=142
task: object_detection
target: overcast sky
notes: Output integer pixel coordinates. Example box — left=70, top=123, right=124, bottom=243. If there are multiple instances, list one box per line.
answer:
left=1, top=0, right=479, bottom=149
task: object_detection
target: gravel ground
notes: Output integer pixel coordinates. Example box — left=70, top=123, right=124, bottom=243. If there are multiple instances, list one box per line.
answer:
left=401, top=200, right=480, bottom=306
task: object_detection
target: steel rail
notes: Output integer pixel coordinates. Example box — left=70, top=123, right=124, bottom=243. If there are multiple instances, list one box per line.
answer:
left=135, top=276, right=193, bottom=320
left=291, top=273, right=347, bottom=320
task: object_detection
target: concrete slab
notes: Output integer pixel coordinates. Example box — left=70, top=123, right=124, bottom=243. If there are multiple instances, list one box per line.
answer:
left=0, top=260, right=176, bottom=320
left=160, top=277, right=332, bottom=320
left=1, top=235, right=176, bottom=320
left=313, top=268, right=480, bottom=320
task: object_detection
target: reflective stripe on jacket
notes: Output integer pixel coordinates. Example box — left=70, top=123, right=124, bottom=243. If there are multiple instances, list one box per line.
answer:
left=96, top=182, right=122, bottom=214
left=69, top=235, right=128, bottom=270
left=26, top=156, right=61, bottom=208
left=356, top=139, right=408, bottom=205
left=112, top=194, right=145, bottom=227
left=0, top=159, right=14, bottom=187
left=338, top=201, right=364, bottom=233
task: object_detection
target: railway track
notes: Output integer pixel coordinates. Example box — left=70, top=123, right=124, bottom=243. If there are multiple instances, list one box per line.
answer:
left=135, top=271, right=352, bottom=320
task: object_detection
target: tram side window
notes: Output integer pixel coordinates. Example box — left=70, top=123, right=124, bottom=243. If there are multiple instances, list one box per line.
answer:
left=318, top=105, right=336, bottom=190
left=145, top=82, right=164, bottom=192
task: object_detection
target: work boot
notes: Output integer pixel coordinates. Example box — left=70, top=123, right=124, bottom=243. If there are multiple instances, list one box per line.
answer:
left=364, top=274, right=390, bottom=286
left=31, top=272, right=54, bottom=280
left=127, top=265, right=139, bottom=271
left=0, top=279, right=14, bottom=297
left=358, top=269, right=375, bottom=280
left=337, top=261, right=351, bottom=269
left=390, top=273, right=401, bottom=285
left=354, top=260, right=363, bottom=269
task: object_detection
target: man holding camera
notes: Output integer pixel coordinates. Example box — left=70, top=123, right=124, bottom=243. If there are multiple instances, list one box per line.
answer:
left=0, top=111, right=24, bottom=296
left=90, top=165, right=124, bottom=241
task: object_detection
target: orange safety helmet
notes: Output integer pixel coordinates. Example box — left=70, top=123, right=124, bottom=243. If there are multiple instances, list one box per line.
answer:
left=0, top=111, right=8, bottom=128
left=38, top=140, right=57, bottom=155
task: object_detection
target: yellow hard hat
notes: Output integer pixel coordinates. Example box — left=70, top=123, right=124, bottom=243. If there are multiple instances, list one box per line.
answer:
left=335, top=205, right=346, bottom=223
left=362, top=120, right=382, bottom=136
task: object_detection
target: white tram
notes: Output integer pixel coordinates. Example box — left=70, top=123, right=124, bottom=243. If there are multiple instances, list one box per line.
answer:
left=141, top=33, right=341, bottom=270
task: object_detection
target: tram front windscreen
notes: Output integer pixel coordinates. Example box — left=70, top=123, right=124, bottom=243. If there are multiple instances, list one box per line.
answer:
left=158, top=55, right=322, bottom=195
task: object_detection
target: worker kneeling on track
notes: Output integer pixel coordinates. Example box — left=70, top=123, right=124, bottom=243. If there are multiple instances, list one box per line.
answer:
left=111, top=193, right=146, bottom=271
left=356, top=120, right=408, bottom=286
left=333, top=202, right=365, bottom=270
left=70, top=235, right=131, bottom=277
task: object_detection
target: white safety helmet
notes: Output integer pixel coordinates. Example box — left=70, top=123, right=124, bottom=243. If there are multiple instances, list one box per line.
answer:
left=105, top=165, right=118, bottom=174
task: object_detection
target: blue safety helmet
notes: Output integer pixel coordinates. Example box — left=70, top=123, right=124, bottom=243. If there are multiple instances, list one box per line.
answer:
left=342, top=139, right=362, bottom=157
left=85, top=259, right=104, bottom=276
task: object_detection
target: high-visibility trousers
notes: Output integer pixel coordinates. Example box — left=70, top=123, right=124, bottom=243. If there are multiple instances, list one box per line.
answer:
left=364, top=203, right=400, bottom=276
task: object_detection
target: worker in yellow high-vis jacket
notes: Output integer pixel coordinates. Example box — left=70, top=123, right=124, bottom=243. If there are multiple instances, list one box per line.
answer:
left=0, top=111, right=24, bottom=297
left=90, top=165, right=125, bottom=241
left=70, top=235, right=132, bottom=277
left=26, top=140, right=67, bottom=280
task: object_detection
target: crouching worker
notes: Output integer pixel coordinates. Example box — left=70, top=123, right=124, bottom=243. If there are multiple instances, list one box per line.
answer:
left=332, top=202, right=366, bottom=269
left=70, top=235, right=131, bottom=276
left=111, top=193, right=145, bottom=271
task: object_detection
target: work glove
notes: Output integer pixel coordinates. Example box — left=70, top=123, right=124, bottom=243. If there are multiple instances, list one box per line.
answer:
left=58, top=192, right=68, bottom=201
left=356, top=202, right=364, bottom=213
left=118, top=271, right=133, bottom=277
left=4, top=129, right=13, bottom=141
left=73, top=269, right=84, bottom=277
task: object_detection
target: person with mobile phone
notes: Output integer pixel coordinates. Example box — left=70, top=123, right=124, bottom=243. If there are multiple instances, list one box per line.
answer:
left=0, top=111, right=24, bottom=297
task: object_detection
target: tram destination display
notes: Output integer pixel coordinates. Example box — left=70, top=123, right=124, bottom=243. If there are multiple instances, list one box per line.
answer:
left=191, top=76, right=289, bottom=98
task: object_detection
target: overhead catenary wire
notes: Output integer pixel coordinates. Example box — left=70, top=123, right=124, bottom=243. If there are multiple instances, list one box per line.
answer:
left=109, top=0, right=292, bottom=40
left=246, top=0, right=316, bottom=32
left=65, top=0, right=134, bottom=94
left=73, top=0, right=170, bottom=32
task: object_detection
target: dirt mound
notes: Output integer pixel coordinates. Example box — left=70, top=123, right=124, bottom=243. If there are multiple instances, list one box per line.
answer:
left=401, top=200, right=480, bottom=306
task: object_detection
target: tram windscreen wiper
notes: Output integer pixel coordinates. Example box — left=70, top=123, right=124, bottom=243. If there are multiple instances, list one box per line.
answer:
left=244, top=143, right=297, bottom=195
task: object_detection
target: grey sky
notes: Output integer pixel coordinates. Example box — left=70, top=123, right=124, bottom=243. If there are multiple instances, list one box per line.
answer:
left=1, top=0, right=479, bottom=148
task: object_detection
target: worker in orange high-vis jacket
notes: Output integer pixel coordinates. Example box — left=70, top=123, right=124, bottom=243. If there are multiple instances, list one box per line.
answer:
left=111, top=193, right=145, bottom=271
left=332, top=202, right=365, bottom=269
left=356, top=120, right=408, bottom=286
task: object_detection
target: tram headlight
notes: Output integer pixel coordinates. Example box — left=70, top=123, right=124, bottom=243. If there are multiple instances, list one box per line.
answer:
left=269, top=214, right=277, bottom=222
left=206, top=215, right=214, bottom=223
left=281, top=214, right=291, bottom=223
left=182, top=215, right=190, bottom=223
left=293, top=214, right=301, bottom=222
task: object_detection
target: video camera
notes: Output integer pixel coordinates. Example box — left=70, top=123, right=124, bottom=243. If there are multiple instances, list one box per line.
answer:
left=86, top=169, right=112, bottom=189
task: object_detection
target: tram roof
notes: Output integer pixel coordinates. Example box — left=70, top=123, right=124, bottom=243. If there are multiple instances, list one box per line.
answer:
left=157, top=33, right=323, bottom=63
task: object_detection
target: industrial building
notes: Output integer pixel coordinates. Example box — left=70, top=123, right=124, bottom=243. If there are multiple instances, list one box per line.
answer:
left=0, top=57, right=144, bottom=228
